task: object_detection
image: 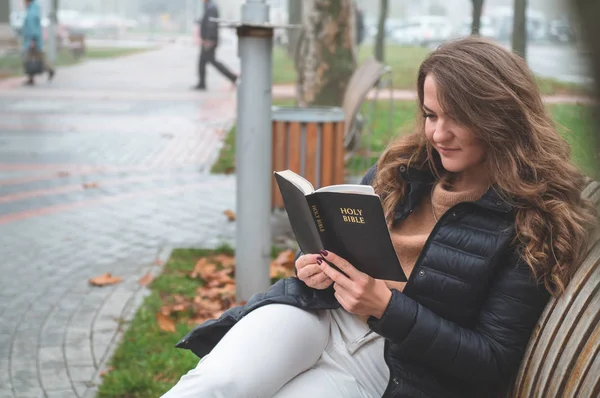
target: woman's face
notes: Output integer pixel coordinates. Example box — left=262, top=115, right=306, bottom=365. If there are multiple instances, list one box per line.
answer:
left=423, top=74, right=487, bottom=176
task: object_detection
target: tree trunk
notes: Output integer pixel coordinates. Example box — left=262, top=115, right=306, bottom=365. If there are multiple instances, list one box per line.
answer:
left=296, top=0, right=356, bottom=107
left=512, top=0, right=527, bottom=60
left=287, top=0, right=303, bottom=57
left=471, top=0, right=484, bottom=36
left=570, top=0, right=600, bottom=175
left=375, top=0, right=388, bottom=62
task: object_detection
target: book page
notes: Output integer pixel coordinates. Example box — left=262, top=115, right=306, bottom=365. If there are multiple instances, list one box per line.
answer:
left=275, top=170, right=315, bottom=194
left=315, top=184, right=375, bottom=195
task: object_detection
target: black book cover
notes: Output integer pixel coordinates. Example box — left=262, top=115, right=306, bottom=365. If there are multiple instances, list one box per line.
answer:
left=274, top=171, right=407, bottom=282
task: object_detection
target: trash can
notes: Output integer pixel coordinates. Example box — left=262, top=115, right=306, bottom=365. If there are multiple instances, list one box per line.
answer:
left=271, top=106, right=346, bottom=209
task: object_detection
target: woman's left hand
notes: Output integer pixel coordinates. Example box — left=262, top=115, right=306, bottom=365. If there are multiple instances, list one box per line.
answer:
left=318, top=251, right=392, bottom=319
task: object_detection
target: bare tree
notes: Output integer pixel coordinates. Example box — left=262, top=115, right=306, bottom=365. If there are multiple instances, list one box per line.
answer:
left=471, top=0, right=484, bottom=35
left=375, top=0, right=388, bottom=62
left=512, top=0, right=527, bottom=60
left=296, top=0, right=356, bottom=106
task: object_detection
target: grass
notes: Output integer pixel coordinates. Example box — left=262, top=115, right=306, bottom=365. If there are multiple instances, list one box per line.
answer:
left=97, top=245, right=289, bottom=398
left=0, top=46, right=154, bottom=79
left=210, top=125, right=237, bottom=174
left=211, top=100, right=597, bottom=179
left=272, top=43, right=588, bottom=97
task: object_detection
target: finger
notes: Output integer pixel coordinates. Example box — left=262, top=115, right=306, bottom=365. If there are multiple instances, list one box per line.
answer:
left=296, top=254, right=321, bottom=270
left=309, top=271, right=332, bottom=286
left=297, top=263, right=322, bottom=281
left=314, top=278, right=334, bottom=290
left=318, top=260, right=353, bottom=289
left=334, top=290, right=351, bottom=312
left=334, top=283, right=357, bottom=312
left=321, top=251, right=362, bottom=280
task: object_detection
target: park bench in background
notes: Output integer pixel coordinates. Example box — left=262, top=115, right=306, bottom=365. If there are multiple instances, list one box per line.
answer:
left=511, top=178, right=600, bottom=397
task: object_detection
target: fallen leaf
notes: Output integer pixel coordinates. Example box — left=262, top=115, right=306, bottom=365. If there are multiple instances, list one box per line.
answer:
left=82, top=182, right=99, bottom=189
left=89, top=273, right=122, bottom=287
left=211, top=254, right=235, bottom=269
left=193, top=297, right=224, bottom=313
left=138, top=273, right=154, bottom=286
left=224, top=209, right=236, bottom=221
left=154, top=258, right=164, bottom=266
left=209, top=269, right=235, bottom=285
left=99, top=366, right=114, bottom=377
left=270, top=262, right=295, bottom=279
left=160, top=302, right=189, bottom=315
left=274, top=249, right=295, bottom=268
left=156, top=312, right=176, bottom=333
left=190, top=258, right=218, bottom=280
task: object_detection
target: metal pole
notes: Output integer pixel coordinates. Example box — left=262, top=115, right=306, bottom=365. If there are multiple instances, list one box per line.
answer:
left=235, top=0, right=273, bottom=301
left=47, top=0, right=58, bottom=64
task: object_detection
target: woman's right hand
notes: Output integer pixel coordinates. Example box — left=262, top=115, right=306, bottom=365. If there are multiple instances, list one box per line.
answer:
left=295, top=253, right=333, bottom=290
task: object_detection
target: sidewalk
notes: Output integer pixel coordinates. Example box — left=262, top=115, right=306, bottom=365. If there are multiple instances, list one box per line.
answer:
left=0, top=40, right=240, bottom=398
left=271, top=84, right=595, bottom=104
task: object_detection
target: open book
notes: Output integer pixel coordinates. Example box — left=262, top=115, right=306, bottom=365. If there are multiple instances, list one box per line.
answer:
left=274, top=170, right=407, bottom=282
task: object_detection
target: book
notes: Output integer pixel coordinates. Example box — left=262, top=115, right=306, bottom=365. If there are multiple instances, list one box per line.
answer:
left=274, top=170, right=407, bottom=282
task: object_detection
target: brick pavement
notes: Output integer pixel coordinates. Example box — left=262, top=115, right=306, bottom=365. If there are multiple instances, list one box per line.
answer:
left=0, top=39, right=243, bottom=398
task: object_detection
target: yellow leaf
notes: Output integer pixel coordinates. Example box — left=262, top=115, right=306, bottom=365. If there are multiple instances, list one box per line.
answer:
left=99, top=366, right=114, bottom=377
left=88, top=273, right=122, bottom=287
left=274, top=249, right=295, bottom=267
left=138, top=272, right=154, bottom=286
left=224, top=209, right=236, bottom=221
left=156, top=312, right=176, bottom=333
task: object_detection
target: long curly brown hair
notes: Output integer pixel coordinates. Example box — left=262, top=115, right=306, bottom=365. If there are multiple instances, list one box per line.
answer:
left=373, top=37, right=597, bottom=296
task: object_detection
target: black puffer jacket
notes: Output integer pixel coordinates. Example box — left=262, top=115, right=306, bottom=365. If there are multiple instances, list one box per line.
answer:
left=177, top=166, right=550, bottom=397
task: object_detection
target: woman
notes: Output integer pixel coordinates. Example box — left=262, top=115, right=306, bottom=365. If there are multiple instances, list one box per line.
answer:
left=21, top=0, right=54, bottom=85
left=163, top=37, right=596, bottom=397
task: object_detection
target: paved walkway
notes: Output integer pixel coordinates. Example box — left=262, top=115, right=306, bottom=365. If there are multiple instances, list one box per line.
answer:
left=0, top=38, right=241, bottom=398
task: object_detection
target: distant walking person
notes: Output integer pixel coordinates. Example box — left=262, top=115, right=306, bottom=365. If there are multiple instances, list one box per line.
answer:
left=21, top=0, right=55, bottom=86
left=194, top=0, right=238, bottom=90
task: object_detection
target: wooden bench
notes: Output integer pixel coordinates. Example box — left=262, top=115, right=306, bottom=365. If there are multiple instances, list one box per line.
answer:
left=510, top=179, right=600, bottom=397
left=340, top=57, right=392, bottom=159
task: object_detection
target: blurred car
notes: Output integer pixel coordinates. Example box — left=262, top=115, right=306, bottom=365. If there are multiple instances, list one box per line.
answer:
left=457, top=16, right=498, bottom=39
left=549, top=19, right=576, bottom=43
left=486, top=6, right=548, bottom=42
left=390, top=16, right=453, bottom=47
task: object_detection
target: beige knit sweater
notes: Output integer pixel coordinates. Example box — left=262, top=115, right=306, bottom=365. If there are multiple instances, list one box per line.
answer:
left=385, top=182, right=489, bottom=293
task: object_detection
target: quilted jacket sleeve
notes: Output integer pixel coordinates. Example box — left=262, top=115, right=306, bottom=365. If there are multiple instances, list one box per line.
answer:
left=367, top=253, right=550, bottom=385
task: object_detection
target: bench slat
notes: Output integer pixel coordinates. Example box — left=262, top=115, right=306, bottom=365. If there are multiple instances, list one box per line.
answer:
left=333, top=121, right=344, bottom=186
left=287, top=122, right=302, bottom=175
left=562, top=320, right=600, bottom=397
left=511, top=180, right=600, bottom=397
left=272, top=121, right=288, bottom=208
left=320, top=122, right=335, bottom=188
left=304, top=122, right=318, bottom=186
left=576, top=346, right=600, bottom=397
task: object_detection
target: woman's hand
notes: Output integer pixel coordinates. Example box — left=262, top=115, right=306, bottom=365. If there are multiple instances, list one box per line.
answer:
left=318, top=251, right=392, bottom=319
left=295, top=253, right=334, bottom=290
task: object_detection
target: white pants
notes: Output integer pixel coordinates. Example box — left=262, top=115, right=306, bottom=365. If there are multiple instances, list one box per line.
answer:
left=161, top=304, right=389, bottom=398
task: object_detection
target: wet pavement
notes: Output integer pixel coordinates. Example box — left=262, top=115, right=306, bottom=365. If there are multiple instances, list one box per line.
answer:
left=0, top=39, right=241, bottom=398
